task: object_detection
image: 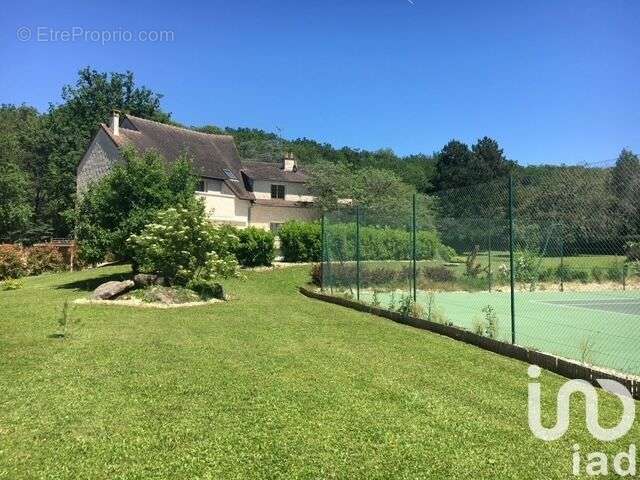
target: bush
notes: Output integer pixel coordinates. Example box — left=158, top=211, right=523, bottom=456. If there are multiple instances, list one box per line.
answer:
left=606, top=262, right=625, bottom=282
left=311, top=262, right=412, bottom=289
left=235, top=227, right=275, bottom=267
left=127, top=202, right=239, bottom=286
left=556, top=265, right=590, bottom=283
left=185, top=277, right=225, bottom=300
left=279, top=221, right=321, bottom=262
left=0, top=244, right=27, bottom=280
left=422, top=265, right=456, bottom=283
left=325, top=222, right=452, bottom=262
left=310, top=263, right=322, bottom=286
left=591, top=266, right=605, bottom=283
left=26, top=245, right=66, bottom=275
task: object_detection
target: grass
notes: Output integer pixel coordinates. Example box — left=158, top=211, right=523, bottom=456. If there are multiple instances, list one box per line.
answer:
left=1, top=265, right=638, bottom=479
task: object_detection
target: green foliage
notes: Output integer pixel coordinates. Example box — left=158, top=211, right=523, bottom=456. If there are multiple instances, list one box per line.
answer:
left=278, top=220, right=322, bottom=262
left=185, top=278, right=225, bottom=300
left=473, top=305, right=499, bottom=339
left=514, top=249, right=542, bottom=289
left=396, top=293, right=424, bottom=318
left=326, top=222, right=450, bottom=262
left=307, top=162, right=421, bottom=217
left=434, top=137, right=512, bottom=191
left=625, top=241, right=640, bottom=261
left=76, top=147, right=196, bottom=264
left=235, top=227, right=275, bottom=267
left=127, top=202, right=239, bottom=286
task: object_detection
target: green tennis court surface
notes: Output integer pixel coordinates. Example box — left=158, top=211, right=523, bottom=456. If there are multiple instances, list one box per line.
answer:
left=359, top=289, right=640, bottom=376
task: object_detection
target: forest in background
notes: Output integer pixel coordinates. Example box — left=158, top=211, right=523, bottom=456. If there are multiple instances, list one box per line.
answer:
left=1, top=68, right=638, bottom=252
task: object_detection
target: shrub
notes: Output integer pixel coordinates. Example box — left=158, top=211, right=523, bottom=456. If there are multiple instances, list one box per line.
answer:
left=235, top=227, right=275, bottom=267
left=591, top=266, right=605, bottom=283
left=186, top=277, right=225, bottom=300
left=422, top=265, right=456, bottom=283
left=0, top=244, right=27, bottom=280
left=606, top=262, right=625, bottom=282
left=76, top=147, right=196, bottom=264
left=325, top=222, right=452, bottom=262
left=279, top=221, right=321, bottom=262
left=127, top=202, right=239, bottom=286
left=514, top=249, right=542, bottom=289
left=556, top=265, right=590, bottom=283
left=26, top=245, right=66, bottom=275
left=310, top=263, right=322, bottom=286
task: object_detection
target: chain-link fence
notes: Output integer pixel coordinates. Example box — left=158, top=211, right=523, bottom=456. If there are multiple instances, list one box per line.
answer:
left=321, top=159, right=640, bottom=377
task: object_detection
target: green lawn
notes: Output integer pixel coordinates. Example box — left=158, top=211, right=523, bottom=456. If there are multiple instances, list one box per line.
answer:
left=1, top=266, right=638, bottom=479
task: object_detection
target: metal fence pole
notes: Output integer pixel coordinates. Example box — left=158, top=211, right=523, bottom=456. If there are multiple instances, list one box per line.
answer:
left=487, top=231, right=492, bottom=293
left=321, top=213, right=326, bottom=292
left=559, top=224, right=565, bottom=292
left=356, top=206, right=361, bottom=301
left=412, top=194, right=417, bottom=302
left=508, top=174, right=516, bottom=345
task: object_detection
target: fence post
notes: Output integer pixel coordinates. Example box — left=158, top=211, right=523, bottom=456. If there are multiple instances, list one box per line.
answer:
left=508, top=174, right=516, bottom=345
left=356, top=206, right=361, bottom=301
left=412, top=194, right=417, bottom=302
left=559, top=224, right=564, bottom=292
left=487, top=231, right=492, bottom=293
left=321, top=213, right=326, bottom=292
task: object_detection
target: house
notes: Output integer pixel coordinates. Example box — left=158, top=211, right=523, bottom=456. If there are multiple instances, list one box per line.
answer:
left=77, top=112, right=318, bottom=232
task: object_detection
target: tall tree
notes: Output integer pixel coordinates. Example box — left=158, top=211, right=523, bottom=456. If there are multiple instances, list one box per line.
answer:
left=43, top=67, right=170, bottom=237
left=611, top=149, right=640, bottom=240
left=433, top=140, right=475, bottom=191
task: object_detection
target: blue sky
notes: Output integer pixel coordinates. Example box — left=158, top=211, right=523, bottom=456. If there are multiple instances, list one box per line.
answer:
left=1, top=0, right=638, bottom=164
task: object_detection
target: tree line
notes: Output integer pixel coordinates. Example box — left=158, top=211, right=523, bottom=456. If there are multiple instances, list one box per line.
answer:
left=1, top=67, right=639, bottom=256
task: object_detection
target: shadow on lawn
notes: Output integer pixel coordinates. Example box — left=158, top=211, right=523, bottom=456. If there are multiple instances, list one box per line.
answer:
left=56, top=270, right=131, bottom=292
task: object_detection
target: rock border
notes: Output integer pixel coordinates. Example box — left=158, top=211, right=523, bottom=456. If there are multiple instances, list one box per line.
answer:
left=74, top=297, right=222, bottom=309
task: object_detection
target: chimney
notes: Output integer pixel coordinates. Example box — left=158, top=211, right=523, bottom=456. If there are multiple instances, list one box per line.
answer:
left=282, top=152, right=296, bottom=172
left=110, top=110, right=120, bottom=136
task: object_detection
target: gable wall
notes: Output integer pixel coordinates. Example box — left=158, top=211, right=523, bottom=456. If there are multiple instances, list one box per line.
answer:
left=76, top=129, right=122, bottom=194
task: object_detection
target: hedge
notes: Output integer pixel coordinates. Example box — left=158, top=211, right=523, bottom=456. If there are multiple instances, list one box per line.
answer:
left=325, top=223, right=455, bottom=262
left=279, top=221, right=322, bottom=262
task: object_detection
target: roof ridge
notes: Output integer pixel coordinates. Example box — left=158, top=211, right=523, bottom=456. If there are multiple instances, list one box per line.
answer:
left=124, top=114, right=234, bottom=139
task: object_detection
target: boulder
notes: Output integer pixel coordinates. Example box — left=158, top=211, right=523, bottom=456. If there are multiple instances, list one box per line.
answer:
left=91, top=280, right=135, bottom=300
left=134, top=273, right=159, bottom=288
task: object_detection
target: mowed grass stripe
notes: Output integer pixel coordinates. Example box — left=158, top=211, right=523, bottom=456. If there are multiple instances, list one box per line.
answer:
left=0, top=265, right=638, bottom=479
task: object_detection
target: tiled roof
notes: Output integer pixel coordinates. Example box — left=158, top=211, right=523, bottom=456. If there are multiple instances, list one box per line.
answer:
left=241, top=161, right=308, bottom=183
left=102, top=115, right=253, bottom=200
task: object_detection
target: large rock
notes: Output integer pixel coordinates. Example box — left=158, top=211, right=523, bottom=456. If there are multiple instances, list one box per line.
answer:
left=134, top=273, right=161, bottom=288
left=91, top=280, right=134, bottom=300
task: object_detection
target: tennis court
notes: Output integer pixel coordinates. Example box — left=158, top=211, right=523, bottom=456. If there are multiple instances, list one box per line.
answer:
left=359, top=289, right=640, bottom=376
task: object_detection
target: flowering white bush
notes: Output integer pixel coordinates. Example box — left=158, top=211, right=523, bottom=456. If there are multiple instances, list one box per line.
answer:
left=127, top=202, right=239, bottom=285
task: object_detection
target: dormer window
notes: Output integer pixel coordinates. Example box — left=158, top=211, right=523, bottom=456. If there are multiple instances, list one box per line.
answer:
left=271, top=184, right=285, bottom=199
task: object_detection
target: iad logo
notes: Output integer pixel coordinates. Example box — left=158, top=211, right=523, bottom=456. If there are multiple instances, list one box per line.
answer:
left=527, top=365, right=635, bottom=441
left=527, top=365, right=637, bottom=477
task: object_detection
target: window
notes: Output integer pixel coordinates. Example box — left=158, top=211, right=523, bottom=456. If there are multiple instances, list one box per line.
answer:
left=271, top=184, right=285, bottom=199
left=270, top=222, right=284, bottom=234
left=223, top=168, right=239, bottom=181
left=196, top=179, right=206, bottom=192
